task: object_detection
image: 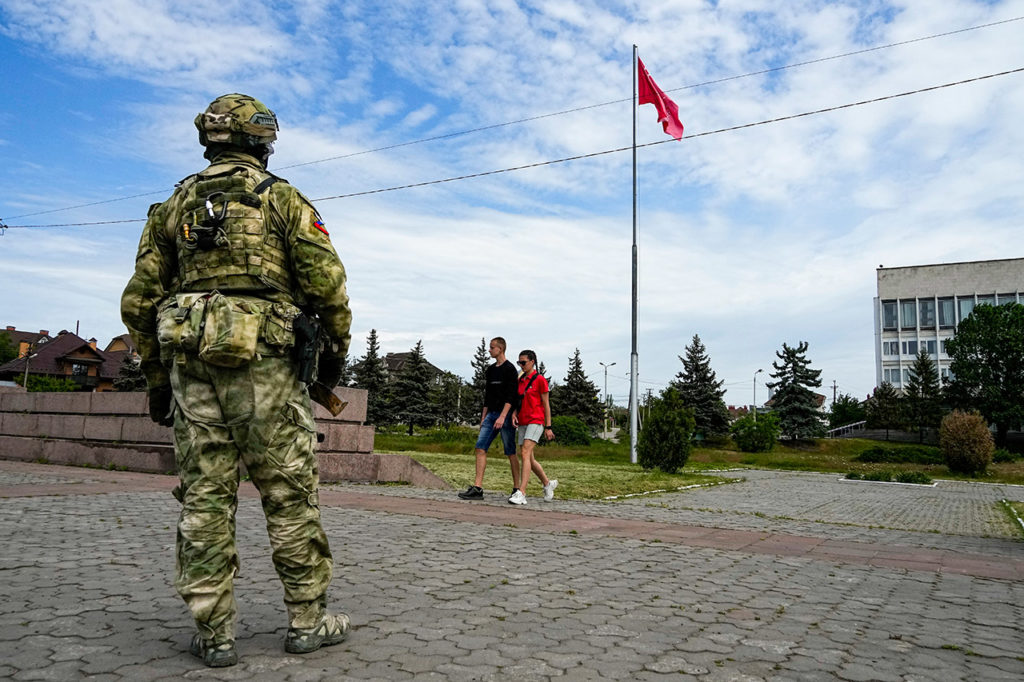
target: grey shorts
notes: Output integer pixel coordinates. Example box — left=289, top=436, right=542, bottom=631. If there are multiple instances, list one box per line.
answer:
left=517, top=423, right=544, bottom=445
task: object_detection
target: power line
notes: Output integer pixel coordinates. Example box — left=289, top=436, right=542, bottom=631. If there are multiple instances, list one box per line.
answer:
left=311, top=66, right=1024, bottom=201
left=4, top=15, right=1020, bottom=222
left=5, top=65, right=1022, bottom=229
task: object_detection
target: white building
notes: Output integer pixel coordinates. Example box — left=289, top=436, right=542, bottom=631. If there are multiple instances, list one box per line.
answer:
left=874, top=258, right=1024, bottom=391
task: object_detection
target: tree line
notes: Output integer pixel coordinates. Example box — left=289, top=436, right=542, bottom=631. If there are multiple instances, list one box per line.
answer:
left=346, top=331, right=606, bottom=435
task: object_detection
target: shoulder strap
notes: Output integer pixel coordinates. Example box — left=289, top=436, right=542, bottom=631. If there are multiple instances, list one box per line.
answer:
left=254, top=173, right=289, bottom=195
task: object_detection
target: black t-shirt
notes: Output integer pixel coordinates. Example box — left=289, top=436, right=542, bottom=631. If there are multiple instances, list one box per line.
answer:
left=484, top=360, right=519, bottom=413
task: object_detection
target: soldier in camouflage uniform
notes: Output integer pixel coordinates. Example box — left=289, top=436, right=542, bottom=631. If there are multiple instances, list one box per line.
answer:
left=121, top=94, right=352, bottom=668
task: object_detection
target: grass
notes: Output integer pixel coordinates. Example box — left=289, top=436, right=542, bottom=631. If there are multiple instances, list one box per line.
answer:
left=689, top=438, right=1024, bottom=485
left=373, top=428, right=1024, bottom=498
left=375, top=427, right=722, bottom=499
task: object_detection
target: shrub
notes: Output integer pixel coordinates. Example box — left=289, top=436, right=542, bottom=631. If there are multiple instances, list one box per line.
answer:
left=730, top=413, right=781, bottom=453
left=548, top=415, right=590, bottom=447
left=638, top=389, right=695, bottom=473
left=863, top=470, right=893, bottom=482
left=845, top=472, right=862, bottom=480
left=939, top=410, right=994, bottom=476
left=993, top=448, right=1019, bottom=463
left=895, top=471, right=932, bottom=485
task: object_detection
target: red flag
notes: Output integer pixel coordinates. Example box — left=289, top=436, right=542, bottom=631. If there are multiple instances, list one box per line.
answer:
left=637, top=57, right=683, bottom=140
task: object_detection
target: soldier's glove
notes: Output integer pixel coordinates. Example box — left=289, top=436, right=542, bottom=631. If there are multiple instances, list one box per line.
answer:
left=148, top=385, right=175, bottom=427
left=317, top=352, right=345, bottom=388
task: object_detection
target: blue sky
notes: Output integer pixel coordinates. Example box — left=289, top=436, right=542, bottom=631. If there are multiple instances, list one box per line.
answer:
left=2, top=0, right=1023, bottom=408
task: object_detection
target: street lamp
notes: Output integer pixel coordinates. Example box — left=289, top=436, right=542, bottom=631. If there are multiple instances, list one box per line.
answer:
left=598, top=361, right=616, bottom=438
left=752, top=368, right=763, bottom=421
left=23, top=352, right=38, bottom=390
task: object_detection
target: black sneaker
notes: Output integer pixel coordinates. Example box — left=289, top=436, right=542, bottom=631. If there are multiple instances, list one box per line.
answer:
left=458, top=485, right=483, bottom=500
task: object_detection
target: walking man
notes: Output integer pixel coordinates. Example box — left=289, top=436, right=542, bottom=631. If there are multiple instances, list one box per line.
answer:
left=458, top=337, right=519, bottom=499
left=121, top=94, right=352, bottom=667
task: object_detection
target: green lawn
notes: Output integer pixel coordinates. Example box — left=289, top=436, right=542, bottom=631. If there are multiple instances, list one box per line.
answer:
left=373, top=428, right=1024, bottom=499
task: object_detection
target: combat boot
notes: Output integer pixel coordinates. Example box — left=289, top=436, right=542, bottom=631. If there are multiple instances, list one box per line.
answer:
left=189, top=633, right=238, bottom=667
left=285, top=596, right=350, bottom=654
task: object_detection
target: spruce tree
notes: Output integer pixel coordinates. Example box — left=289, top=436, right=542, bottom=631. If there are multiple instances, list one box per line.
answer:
left=865, top=381, right=903, bottom=439
left=670, top=334, right=731, bottom=440
left=391, top=340, right=436, bottom=435
left=548, top=348, right=603, bottom=429
left=765, top=341, right=824, bottom=440
left=112, top=354, right=147, bottom=392
left=353, top=329, right=390, bottom=427
left=904, top=349, right=943, bottom=442
left=470, top=338, right=490, bottom=410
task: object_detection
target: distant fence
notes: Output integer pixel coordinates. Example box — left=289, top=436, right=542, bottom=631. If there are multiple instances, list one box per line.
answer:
left=0, top=388, right=447, bottom=488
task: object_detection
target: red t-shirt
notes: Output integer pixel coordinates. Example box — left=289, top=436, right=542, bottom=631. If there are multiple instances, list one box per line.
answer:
left=517, top=371, right=549, bottom=425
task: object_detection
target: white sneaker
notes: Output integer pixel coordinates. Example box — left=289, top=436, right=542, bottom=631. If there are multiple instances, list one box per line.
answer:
left=543, top=479, right=558, bottom=502
left=508, top=489, right=527, bottom=505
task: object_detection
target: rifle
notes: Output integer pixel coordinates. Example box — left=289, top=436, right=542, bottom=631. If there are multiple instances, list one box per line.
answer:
left=293, top=314, right=347, bottom=417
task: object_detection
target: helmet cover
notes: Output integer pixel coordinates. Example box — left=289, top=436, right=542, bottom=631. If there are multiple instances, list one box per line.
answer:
left=195, top=93, right=279, bottom=148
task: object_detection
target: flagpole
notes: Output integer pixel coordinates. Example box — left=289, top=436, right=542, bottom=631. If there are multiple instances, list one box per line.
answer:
left=630, top=44, right=639, bottom=464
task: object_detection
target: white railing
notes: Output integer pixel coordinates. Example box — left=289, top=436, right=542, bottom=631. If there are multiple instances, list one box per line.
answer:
left=825, top=420, right=866, bottom=439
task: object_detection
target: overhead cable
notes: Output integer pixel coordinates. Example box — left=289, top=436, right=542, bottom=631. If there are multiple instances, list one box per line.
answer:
left=5, top=66, right=1022, bottom=229
left=4, top=15, right=1020, bottom=222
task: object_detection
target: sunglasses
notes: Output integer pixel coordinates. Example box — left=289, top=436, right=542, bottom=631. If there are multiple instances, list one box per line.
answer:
left=517, top=360, right=531, bottom=366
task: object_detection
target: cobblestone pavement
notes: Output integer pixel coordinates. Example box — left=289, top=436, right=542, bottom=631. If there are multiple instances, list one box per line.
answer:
left=1, top=460, right=1022, bottom=681
left=349, top=469, right=1024, bottom=558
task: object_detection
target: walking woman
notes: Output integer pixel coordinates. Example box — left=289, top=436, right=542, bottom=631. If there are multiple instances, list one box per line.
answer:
left=509, top=350, right=557, bottom=505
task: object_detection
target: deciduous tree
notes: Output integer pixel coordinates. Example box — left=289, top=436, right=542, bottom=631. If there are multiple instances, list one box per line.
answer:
left=945, top=302, right=1024, bottom=446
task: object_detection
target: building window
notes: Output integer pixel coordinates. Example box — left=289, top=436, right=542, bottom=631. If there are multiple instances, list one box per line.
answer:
left=881, top=300, right=897, bottom=330
left=903, top=369, right=911, bottom=385
left=938, top=298, right=955, bottom=328
left=71, top=362, right=89, bottom=376
left=900, top=299, right=916, bottom=329
left=919, top=299, right=936, bottom=328
left=902, top=340, right=918, bottom=355
left=941, top=367, right=952, bottom=383
left=923, top=340, right=937, bottom=355
left=958, top=298, right=975, bottom=321
left=884, top=368, right=901, bottom=385
left=998, top=293, right=1018, bottom=305
left=882, top=341, right=899, bottom=356
left=977, top=294, right=996, bottom=308
left=941, top=339, right=950, bottom=355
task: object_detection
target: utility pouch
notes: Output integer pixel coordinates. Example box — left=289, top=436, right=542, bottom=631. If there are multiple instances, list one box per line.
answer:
left=261, top=302, right=301, bottom=350
left=156, top=294, right=208, bottom=365
left=199, top=292, right=261, bottom=367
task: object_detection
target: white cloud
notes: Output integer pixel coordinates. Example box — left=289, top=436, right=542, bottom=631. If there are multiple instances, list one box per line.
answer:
left=4, top=0, right=1024, bottom=407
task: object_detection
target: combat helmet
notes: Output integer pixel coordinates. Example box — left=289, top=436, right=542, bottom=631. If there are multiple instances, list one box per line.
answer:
left=195, top=93, right=279, bottom=149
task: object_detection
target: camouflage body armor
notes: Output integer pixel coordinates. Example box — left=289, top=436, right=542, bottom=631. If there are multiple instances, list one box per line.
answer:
left=175, top=163, right=295, bottom=298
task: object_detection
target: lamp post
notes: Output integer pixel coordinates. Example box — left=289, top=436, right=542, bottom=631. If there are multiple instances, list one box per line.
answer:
left=599, top=361, right=616, bottom=438
left=23, top=352, right=38, bottom=390
left=752, top=368, right=763, bottom=421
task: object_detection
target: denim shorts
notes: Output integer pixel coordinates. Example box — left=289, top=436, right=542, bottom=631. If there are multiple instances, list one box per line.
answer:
left=475, top=411, right=516, bottom=455
left=517, top=423, right=544, bottom=445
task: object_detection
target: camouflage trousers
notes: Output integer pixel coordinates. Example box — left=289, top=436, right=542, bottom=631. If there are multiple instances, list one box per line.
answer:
left=169, top=353, right=332, bottom=644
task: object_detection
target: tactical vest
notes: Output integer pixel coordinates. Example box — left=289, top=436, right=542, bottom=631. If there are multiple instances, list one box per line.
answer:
left=174, top=164, right=295, bottom=299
